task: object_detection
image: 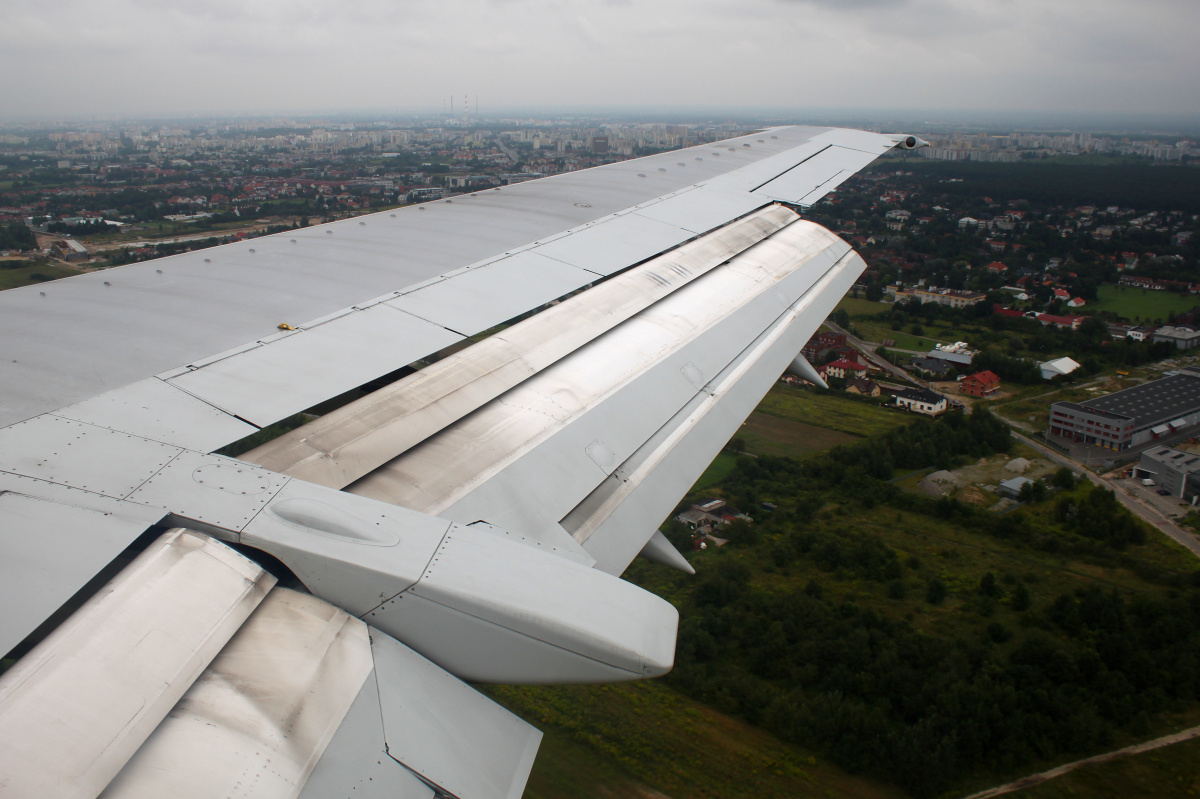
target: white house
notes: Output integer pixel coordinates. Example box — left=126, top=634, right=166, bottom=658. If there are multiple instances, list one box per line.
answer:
left=894, top=387, right=948, bottom=415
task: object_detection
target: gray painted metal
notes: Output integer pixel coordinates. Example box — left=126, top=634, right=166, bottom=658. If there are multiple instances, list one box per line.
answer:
left=299, top=671, right=435, bottom=799
left=386, top=251, right=596, bottom=336
left=0, top=126, right=895, bottom=433
left=165, top=303, right=463, bottom=428
left=126, top=450, right=289, bottom=530
left=53, top=378, right=256, bottom=452
left=0, top=530, right=274, bottom=799
left=246, top=205, right=799, bottom=490
left=371, top=632, right=541, bottom=799
left=0, top=415, right=183, bottom=497
left=0, top=492, right=164, bottom=656
left=102, top=587, right=373, bottom=799
left=533, top=211, right=693, bottom=277
left=363, top=522, right=677, bottom=683
left=751, top=145, right=880, bottom=205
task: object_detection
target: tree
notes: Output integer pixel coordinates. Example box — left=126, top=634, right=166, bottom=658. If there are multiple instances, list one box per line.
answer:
left=926, top=578, right=948, bottom=605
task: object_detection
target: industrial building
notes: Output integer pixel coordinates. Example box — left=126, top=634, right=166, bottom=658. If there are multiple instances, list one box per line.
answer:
left=1136, top=446, right=1200, bottom=500
left=1048, top=367, right=1200, bottom=451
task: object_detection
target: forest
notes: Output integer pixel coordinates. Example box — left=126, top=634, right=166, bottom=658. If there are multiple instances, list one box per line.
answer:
left=645, top=410, right=1200, bottom=796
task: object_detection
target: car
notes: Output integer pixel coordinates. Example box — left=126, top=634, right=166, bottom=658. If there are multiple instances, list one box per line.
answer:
left=1157, top=488, right=1172, bottom=496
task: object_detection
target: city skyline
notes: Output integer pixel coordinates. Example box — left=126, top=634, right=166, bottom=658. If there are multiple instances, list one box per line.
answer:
left=3, top=0, right=1198, bottom=123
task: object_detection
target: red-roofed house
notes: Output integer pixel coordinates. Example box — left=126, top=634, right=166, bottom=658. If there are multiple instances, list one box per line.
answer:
left=985, top=261, right=1008, bottom=274
left=820, top=359, right=869, bottom=380
left=959, top=370, right=1001, bottom=397
left=1067, top=297, right=1086, bottom=308
left=1053, top=288, right=1071, bottom=300
left=993, top=304, right=1025, bottom=318
left=1036, top=313, right=1085, bottom=330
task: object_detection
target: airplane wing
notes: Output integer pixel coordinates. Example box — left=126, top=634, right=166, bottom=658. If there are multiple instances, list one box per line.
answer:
left=0, top=126, right=926, bottom=798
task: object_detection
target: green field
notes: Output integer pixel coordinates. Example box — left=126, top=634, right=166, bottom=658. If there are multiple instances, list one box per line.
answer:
left=487, top=680, right=904, bottom=799
left=694, top=451, right=739, bottom=489
left=755, top=384, right=909, bottom=438
left=1089, top=284, right=1200, bottom=322
left=835, top=296, right=890, bottom=318
left=739, top=413, right=860, bottom=459
left=0, top=262, right=78, bottom=291
left=851, top=320, right=948, bottom=350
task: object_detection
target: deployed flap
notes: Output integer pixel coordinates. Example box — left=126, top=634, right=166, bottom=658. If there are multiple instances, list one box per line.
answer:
left=371, top=632, right=541, bottom=799
left=0, top=530, right=275, bottom=799
left=299, top=671, right=435, bottom=799
left=102, top=587, right=373, bottom=799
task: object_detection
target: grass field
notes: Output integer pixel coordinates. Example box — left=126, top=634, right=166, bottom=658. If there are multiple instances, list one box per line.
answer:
left=851, top=320, right=948, bottom=350
left=836, top=296, right=890, bottom=318
left=1089, top=284, right=1200, bottom=322
left=1007, top=733, right=1200, bottom=799
left=0, top=262, right=78, bottom=291
left=694, top=451, right=739, bottom=489
left=487, top=680, right=905, bottom=799
left=755, top=384, right=909, bottom=438
left=739, top=413, right=860, bottom=459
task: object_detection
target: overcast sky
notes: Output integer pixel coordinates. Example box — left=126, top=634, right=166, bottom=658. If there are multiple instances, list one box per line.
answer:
left=3, top=0, right=1197, bottom=123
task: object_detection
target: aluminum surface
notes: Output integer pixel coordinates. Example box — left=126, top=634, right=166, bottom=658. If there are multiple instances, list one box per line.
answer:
left=372, top=632, right=542, bottom=799
left=630, top=186, right=766, bottom=233
left=386, top=251, right=597, bottom=335
left=0, top=492, right=164, bottom=655
left=0, top=126, right=860, bottom=429
left=246, top=205, right=798, bottom=490
left=348, top=222, right=849, bottom=548
left=52, top=378, right=257, bottom=452
left=0, top=415, right=183, bottom=497
left=103, top=587, right=373, bottom=799
left=166, top=302, right=463, bottom=428
left=298, top=672, right=435, bottom=799
left=362, top=521, right=678, bottom=683
left=751, top=144, right=881, bottom=205
left=0, top=530, right=274, bottom=799
left=125, top=450, right=289, bottom=531
left=532, top=211, right=693, bottom=276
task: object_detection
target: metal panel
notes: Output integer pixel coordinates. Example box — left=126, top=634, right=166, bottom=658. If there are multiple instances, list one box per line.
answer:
left=0, top=492, right=165, bottom=656
left=102, top=588, right=373, bottom=799
left=0, top=415, right=182, bottom=498
left=386, top=252, right=597, bottom=336
left=52, top=378, right=256, bottom=452
left=349, top=222, right=849, bottom=547
left=247, top=206, right=798, bottom=492
left=632, top=187, right=766, bottom=234
left=0, top=530, right=274, bottom=799
left=533, top=211, right=693, bottom=276
left=0, top=127, right=841, bottom=429
left=299, top=671, right=434, bottom=799
left=371, top=629, right=542, bottom=799
left=125, top=451, right=289, bottom=531
left=752, top=145, right=883, bottom=206
left=166, top=303, right=463, bottom=428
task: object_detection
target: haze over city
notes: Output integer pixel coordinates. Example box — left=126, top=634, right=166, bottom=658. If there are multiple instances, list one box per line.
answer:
left=3, top=0, right=1199, bottom=125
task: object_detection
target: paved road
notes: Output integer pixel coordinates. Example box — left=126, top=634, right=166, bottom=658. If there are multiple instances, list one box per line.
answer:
left=1011, top=430, right=1200, bottom=558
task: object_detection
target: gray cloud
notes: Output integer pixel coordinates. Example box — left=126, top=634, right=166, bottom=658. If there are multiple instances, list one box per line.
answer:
left=0, top=0, right=1196, bottom=120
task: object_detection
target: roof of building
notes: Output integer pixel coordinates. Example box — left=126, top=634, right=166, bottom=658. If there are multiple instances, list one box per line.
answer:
left=1000, top=476, right=1034, bottom=492
left=1079, top=372, right=1200, bottom=431
left=1041, top=357, right=1081, bottom=376
left=824, top=358, right=868, bottom=371
left=911, top=357, right=953, bottom=375
left=895, top=387, right=946, bottom=404
left=1142, top=446, right=1200, bottom=476
left=964, top=370, right=1000, bottom=384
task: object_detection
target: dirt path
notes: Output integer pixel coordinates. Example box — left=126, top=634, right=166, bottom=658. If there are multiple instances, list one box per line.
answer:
left=961, top=723, right=1200, bottom=798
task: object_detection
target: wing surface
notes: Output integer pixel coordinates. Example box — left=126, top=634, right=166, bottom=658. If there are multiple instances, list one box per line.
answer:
left=0, top=125, right=924, bottom=797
